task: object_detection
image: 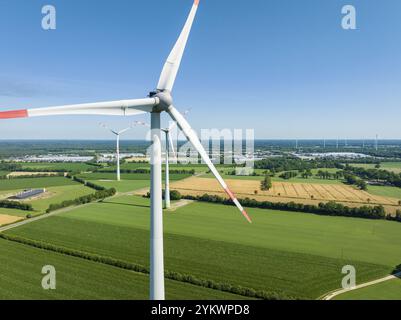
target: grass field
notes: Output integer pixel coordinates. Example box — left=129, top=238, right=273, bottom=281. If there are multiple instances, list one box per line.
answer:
left=0, top=177, right=77, bottom=191
left=26, top=185, right=95, bottom=213
left=0, top=207, right=29, bottom=218
left=0, top=239, right=244, bottom=300
left=334, top=277, right=401, bottom=300
left=350, top=162, right=401, bottom=174
left=168, top=176, right=400, bottom=207
left=19, top=162, right=99, bottom=172
left=367, top=185, right=401, bottom=200
left=77, top=172, right=190, bottom=193
left=5, top=195, right=401, bottom=299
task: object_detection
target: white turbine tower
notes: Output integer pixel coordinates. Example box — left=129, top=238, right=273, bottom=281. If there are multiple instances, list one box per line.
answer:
left=135, top=110, right=189, bottom=209
left=0, top=0, right=252, bottom=300
left=100, top=123, right=133, bottom=181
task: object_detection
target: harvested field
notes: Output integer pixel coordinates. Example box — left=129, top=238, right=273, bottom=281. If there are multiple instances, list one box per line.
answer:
left=6, top=172, right=61, bottom=178
left=165, top=177, right=401, bottom=214
left=0, top=214, right=23, bottom=226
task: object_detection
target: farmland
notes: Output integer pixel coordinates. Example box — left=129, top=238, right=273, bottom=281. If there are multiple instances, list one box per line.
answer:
left=0, top=177, right=94, bottom=218
left=0, top=177, right=77, bottom=191
left=334, top=278, right=401, bottom=300
left=4, top=195, right=401, bottom=299
left=350, top=162, right=401, bottom=174
left=168, top=176, right=401, bottom=210
left=0, top=239, right=244, bottom=300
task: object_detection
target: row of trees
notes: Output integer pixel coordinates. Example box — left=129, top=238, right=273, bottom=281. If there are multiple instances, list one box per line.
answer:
left=253, top=157, right=345, bottom=173
left=344, top=165, right=401, bottom=188
left=0, top=200, right=33, bottom=211
left=98, top=168, right=196, bottom=175
left=180, top=193, right=394, bottom=222
left=47, top=176, right=116, bottom=213
left=46, top=188, right=116, bottom=213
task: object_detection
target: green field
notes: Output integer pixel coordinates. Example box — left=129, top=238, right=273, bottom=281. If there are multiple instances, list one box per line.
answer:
left=0, top=177, right=77, bottom=191
left=350, top=162, right=401, bottom=174
left=367, top=185, right=401, bottom=200
left=0, top=207, right=26, bottom=218
left=20, top=162, right=99, bottom=172
left=6, top=195, right=401, bottom=299
left=334, top=277, right=401, bottom=300
left=0, top=239, right=244, bottom=300
left=77, top=172, right=190, bottom=193
left=88, top=180, right=150, bottom=193
left=27, top=185, right=95, bottom=213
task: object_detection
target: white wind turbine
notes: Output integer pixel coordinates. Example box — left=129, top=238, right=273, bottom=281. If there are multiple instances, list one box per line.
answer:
left=99, top=123, right=133, bottom=181
left=0, top=0, right=252, bottom=300
left=135, top=110, right=189, bottom=209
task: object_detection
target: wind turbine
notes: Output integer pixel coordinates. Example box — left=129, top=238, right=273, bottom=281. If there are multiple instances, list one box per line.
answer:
left=0, top=0, right=252, bottom=300
left=100, top=123, right=133, bottom=181
left=135, top=110, right=189, bottom=209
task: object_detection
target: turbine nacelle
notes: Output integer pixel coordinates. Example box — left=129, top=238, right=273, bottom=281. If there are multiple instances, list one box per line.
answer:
left=149, top=90, right=173, bottom=112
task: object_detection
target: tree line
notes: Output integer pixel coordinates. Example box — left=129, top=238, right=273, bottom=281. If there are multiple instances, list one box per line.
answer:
left=0, top=200, right=33, bottom=211
left=177, top=192, right=398, bottom=222
left=46, top=176, right=116, bottom=213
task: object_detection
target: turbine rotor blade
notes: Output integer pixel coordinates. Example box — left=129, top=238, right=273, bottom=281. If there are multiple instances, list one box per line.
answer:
left=167, top=105, right=252, bottom=223
left=0, top=98, right=158, bottom=119
left=167, top=131, right=177, bottom=162
left=157, top=0, right=200, bottom=92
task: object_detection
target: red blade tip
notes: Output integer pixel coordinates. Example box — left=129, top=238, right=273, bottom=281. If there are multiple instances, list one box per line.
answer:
left=194, top=0, right=200, bottom=6
left=242, top=210, right=252, bottom=224
left=0, top=109, right=28, bottom=119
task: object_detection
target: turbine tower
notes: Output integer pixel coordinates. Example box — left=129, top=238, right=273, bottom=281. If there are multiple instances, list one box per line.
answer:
left=0, top=0, right=251, bottom=300
left=136, top=110, right=189, bottom=209
left=100, top=123, right=133, bottom=181
left=375, top=134, right=379, bottom=151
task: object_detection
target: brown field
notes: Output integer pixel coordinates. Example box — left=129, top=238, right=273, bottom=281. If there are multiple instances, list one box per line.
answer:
left=6, top=171, right=60, bottom=178
left=165, top=177, right=401, bottom=215
left=0, top=214, right=22, bottom=226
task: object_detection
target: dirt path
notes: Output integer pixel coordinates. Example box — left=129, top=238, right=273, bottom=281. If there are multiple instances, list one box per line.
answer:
left=166, top=199, right=194, bottom=212
left=321, top=272, right=401, bottom=300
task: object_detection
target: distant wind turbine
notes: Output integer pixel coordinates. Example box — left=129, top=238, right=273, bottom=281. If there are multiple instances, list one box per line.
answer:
left=100, top=123, right=133, bottom=181
left=135, top=110, right=189, bottom=209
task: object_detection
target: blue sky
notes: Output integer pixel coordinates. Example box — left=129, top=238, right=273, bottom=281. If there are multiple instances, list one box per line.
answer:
left=0, top=0, right=400, bottom=140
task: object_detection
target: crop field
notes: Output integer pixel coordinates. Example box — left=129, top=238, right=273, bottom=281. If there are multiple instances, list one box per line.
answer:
left=169, top=177, right=401, bottom=208
left=0, top=177, right=78, bottom=191
left=5, top=195, right=401, bottom=299
left=0, top=239, right=243, bottom=300
left=26, top=185, right=95, bottom=213
left=367, top=186, right=401, bottom=200
left=334, top=278, right=401, bottom=300
left=0, top=214, right=22, bottom=225
left=0, top=178, right=94, bottom=219
left=19, top=162, right=100, bottom=172
left=350, top=162, right=401, bottom=174
left=76, top=172, right=191, bottom=193
left=0, top=208, right=28, bottom=218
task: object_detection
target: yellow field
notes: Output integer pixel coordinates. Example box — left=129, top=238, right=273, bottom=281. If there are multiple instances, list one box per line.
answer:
left=0, top=214, right=22, bottom=226
left=167, top=177, right=401, bottom=214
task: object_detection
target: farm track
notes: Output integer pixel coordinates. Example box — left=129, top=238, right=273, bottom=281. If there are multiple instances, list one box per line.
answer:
left=320, top=272, right=401, bottom=300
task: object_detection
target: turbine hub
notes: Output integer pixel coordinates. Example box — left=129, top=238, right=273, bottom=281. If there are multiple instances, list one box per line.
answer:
left=150, top=90, right=173, bottom=112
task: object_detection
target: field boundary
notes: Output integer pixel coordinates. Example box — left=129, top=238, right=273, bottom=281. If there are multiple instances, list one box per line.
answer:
left=0, top=234, right=295, bottom=301
left=320, top=272, right=401, bottom=300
